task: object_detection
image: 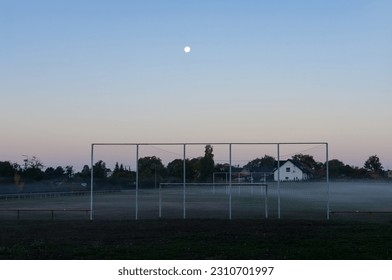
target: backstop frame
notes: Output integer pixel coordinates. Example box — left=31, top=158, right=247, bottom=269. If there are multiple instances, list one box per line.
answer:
left=90, top=142, right=329, bottom=221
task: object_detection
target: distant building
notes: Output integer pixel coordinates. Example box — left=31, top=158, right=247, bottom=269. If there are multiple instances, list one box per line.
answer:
left=387, top=170, right=392, bottom=179
left=273, top=159, right=313, bottom=181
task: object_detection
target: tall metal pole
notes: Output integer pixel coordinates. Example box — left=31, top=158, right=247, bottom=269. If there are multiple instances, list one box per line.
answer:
left=135, top=144, right=139, bottom=220
left=265, top=184, right=268, bottom=219
left=277, top=143, right=281, bottom=219
left=225, top=172, right=228, bottom=194
left=326, top=143, right=330, bottom=220
left=154, top=166, right=157, bottom=189
left=183, top=144, right=186, bottom=219
left=159, top=183, right=162, bottom=218
left=212, top=173, right=215, bottom=194
left=229, top=144, right=232, bottom=220
left=90, top=144, right=94, bottom=221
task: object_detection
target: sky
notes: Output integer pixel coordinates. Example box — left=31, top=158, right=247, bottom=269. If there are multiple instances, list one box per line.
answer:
left=1, top=0, right=391, bottom=171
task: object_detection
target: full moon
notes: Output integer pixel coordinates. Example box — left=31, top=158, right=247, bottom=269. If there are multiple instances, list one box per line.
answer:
left=184, top=46, right=191, bottom=53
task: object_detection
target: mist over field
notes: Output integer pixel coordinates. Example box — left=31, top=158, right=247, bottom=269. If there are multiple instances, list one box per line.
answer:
left=1, top=180, right=391, bottom=222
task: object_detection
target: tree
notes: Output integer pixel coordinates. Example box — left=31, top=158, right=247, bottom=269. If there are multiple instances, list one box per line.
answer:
left=292, top=154, right=321, bottom=170
left=23, top=156, right=45, bottom=181
left=80, top=165, right=90, bottom=178
left=244, top=155, right=275, bottom=171
left=0, top=161, right=16, bottom=178
left=25, top=156, right=44, bottom=170
left=328, top=159, right=345, bottom=178
left=93, top=160, right=107, bottom=179
left=111, top=162, right=133, bottom=178
left=352, top=166, right=370, bottom=179
left=65, top=165, right=74, bottom=178
left=54, top=166, right=65, bottom=177
left=113, top=162, right=120, bottom=174
left=110, top=162, right=135, bottom=186
left=44, top=167, right=56, bottom=179
left=167, top=159, right=185, bottom=178
left=166, top=159, right=195, bottom=181
left=188, top=157, right=202, bottom=181
left=200, top=145, right=215, bottom=181
left=138, top=156, right=165, bottom=179
left=364, top=155, right=383, bottom=173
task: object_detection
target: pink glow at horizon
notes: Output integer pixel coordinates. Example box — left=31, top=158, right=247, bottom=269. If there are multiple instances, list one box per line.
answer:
left=1, top=1, right=391, bottom=171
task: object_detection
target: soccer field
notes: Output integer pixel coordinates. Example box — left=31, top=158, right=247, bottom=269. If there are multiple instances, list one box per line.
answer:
left=1, top=181, right=391, bottom=222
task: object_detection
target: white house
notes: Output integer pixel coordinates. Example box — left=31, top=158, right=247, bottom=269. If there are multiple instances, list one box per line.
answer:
left=273, top=159, right=312, bottom=181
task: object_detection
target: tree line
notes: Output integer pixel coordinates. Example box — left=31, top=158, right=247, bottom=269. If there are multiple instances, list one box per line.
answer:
left=0, top=145, right=389, bottom=187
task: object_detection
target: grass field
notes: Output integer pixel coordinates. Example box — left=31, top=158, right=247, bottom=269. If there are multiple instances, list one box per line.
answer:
left=1, top=182, right=391, bottom=259
left=0, top=219, right=391, bottom=260
left=1, top=181, right=391, bottom=221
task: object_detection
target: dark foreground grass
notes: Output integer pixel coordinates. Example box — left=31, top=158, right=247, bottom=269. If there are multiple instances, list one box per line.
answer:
left=0, top=219, right=391, bottom=259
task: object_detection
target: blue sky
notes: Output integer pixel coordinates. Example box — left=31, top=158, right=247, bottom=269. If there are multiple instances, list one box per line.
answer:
left=1, top=0, right=391, bottom=170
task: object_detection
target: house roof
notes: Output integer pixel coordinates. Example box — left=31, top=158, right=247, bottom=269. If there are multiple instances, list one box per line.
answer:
left=273, top=159, right=313, bottom=174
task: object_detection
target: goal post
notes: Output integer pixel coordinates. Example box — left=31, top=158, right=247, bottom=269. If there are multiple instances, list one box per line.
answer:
left=89, top=142, right=330, bottom=221
left=158, top=182, right=269, bottom=219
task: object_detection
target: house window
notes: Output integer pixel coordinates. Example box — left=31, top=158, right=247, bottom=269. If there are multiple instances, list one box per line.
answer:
left=286, top=167, right=290, bottom=172
left=285, top=177, right=289, bottom=180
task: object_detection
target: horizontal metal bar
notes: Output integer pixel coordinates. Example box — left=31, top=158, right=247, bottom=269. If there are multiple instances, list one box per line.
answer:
left=0, top=208, right=90, bottom=211
left=159, top=183, right=268, bottom=186
left=92, top=142, right=327, bottom=146
left=330, top=211, right=392, bottom=214
left=92, top=142, right=329, bottom=146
